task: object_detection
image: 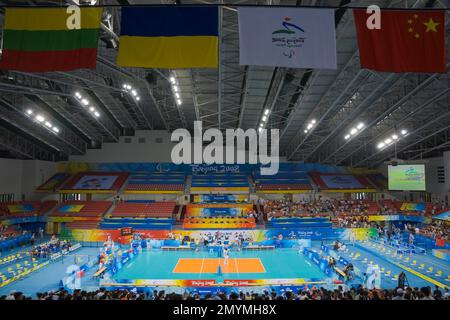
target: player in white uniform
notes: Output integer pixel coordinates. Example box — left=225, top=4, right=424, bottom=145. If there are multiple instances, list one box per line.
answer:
left=223, top=247, right=229, bottom=266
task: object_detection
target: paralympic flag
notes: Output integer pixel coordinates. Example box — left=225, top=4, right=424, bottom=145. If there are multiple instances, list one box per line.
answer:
left=353, top=9, right=447, bottom=73
left=0, top=8, right=102, bottom=72
left=238, top=7, right=337, bottom=69
left=117, top=6, right=218, bottom=69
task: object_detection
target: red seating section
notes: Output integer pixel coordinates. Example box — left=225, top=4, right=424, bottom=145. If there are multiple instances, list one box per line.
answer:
left=110, top=202, right=176, bottom=218
left=126, top=184, right=184, bottom=191
left=50, top=201, right=112, bottom=218
left=309, top=172, right=375, bottom=190
left=0, top=201, right=57, bottom=219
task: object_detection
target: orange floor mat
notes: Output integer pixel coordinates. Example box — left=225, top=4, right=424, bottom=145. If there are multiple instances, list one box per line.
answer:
left=172, top=258, right=265, bottom=274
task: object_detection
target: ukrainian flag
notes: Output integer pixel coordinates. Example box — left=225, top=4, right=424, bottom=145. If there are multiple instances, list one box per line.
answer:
left=117, top=6, right=218, bottom=69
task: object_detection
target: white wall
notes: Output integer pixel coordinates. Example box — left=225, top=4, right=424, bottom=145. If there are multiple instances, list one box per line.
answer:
left=0, top=159, right=57, bottom=201
left=378, top=156, right=447, bottom=202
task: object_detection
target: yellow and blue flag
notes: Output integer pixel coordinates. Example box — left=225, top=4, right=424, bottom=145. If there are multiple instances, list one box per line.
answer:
left=117, top=6, right=218, bottom=69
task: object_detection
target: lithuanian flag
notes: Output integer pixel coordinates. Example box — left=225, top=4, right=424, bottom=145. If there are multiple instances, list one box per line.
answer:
left=117, top=6, right=218, bottom=69
left=0, top=7, right=103, bottom=72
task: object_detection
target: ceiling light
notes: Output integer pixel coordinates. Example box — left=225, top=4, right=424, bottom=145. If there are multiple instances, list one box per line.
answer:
left=89, top=107, right=95, bottom=112
left=175, top=93, right=180, bottom=99
left=26, top=109, right=33, bottom=115
left=36, top=115, right=45, bottom=122
left=344, top=135, right=350, bottom=140
left=357, top=122, right=364, bottom=129
left=173, top=85, right=179, bottom=92
left=258, top=127, right=263, bottom=133
left=392, top=134, right=398, bottom=140
left=401, top=129, right=407, bottom=135
left=94, top=112, right=100, bottom=117
left=264, top=109, right=270, bottom=116
left=170, top=77, right=175, bottom=84
left=377, top=142, right=385, bottom=149
left=52, top=127, right=59, bottom=133
left=350, top=128, right=357, bottom=135
left=385, top=138, right=392, bottom=144
left=136, top=97, right=141, bottom=101
left=81, top=99, right=89, bottom=106
left=176, top=99, right=182, bottom=105
left=131, top=90, right=137, bottom=96
left=304, top=130, right=308, bottom=133
left=45, top=121, right=52, bottom=127
left=311, top=119, right=316, bottom=124
left=75, top=92, right=81, bottom=98
left=262, top=116, right=267, bottom=122
left=123, top=84, right=127, bottom=89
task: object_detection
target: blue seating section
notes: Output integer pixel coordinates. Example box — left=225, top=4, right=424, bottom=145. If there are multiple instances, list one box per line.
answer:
left=100, top=218, right=174, bottom=230
left=267, top=217, right=332, bottom=229
left=128, top=173, right=185, bottom=185
left=191, top=174, right=249, bottom=187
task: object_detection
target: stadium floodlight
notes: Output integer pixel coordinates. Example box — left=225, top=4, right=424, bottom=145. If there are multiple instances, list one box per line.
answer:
left=264, top=109, right=270, bottom=116
left=344, top=134, right=350, bottom=140
left=94, top=112, right=100, bottom=118
left=36, top=114, right=45, bottom=122
left=357, top=122, right=364, bottom=130
left=401, top=129, right=407, bottom=135
left=377, top=142, right=385, bottom=149
left=81, top=99, right=89, bottom=106
left=45, top=121, right=52, bottom=128
left=26, top=109, right=33, bottom=115
left=52, top=127, right=59, bottom=133
left=350, top=128, right=357, bottom=135
left=392, top=134, right=398, bottom=140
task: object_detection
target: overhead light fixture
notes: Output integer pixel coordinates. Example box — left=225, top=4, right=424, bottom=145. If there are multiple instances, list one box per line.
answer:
left=262, top=116, right=267, bottom=122
left=81, top=99, right=89, bottom=106
left=401, top=129, right=407, bottom=135
left=304, top=130, right=308, bottom=133
left=176, top=99, right=182, bottom=105
left=175, top=93, right=180, bottom=99
left=89, top=107, right=95, bottom=112
left=94, top=112, right=100, bottom=118
left=170, top=76, right=175, bottom=84
left=36, top=115, right=45, bottom=122
left=350, top=128, right=357, bottom=135
left=311, top=119, right=316, bottom=124
left=344, top=134, right=350, bottom=140
left=44, top=121, right=52, bottom=128
left=384, top=138, right=392, bottom=144
left=52, top=127, right=59, bottom=133
left=264, top=109, right=270, bottom=116
left=392, top=134, right=398, bottom=140
left=377, top=142, right=385, bottom=149
left=357, top=122, right=364, bottom=130
left=136, top=97, right=141, bottom=101
left=26, top=109, right=33, bottom=115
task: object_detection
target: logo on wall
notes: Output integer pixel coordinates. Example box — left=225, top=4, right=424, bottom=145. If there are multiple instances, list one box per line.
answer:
left=272, top=17, right=306, bottom=58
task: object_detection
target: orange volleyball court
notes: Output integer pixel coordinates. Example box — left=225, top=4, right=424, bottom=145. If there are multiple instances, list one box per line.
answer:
left=173, top=258, right=266, bottom=274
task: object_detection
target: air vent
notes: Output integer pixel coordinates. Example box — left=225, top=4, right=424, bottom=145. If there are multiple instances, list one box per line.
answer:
left=155, top=137, right=163, bottom=143
left=124, top=137, right=132, bottom=144
left=138, top=137, right=146, bottom=143
left=437, top=166, right=445, bottom=184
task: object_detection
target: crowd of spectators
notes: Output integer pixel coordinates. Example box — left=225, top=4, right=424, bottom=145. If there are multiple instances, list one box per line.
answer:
left=1, top=285, right=448, bottom=300
left=415, top=221, right=449, bottom=243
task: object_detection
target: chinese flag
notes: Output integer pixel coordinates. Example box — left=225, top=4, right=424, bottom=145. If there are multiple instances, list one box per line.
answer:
left=353, top=9, right=447, bottom=73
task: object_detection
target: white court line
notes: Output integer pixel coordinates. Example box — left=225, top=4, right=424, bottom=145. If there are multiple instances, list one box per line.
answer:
left=234, top=258, right=239, bottom=274
left=200, top=257, right=205, bottom=274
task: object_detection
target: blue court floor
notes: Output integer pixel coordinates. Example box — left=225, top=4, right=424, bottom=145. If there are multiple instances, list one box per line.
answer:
left=113, top=248, right=326, bottom=282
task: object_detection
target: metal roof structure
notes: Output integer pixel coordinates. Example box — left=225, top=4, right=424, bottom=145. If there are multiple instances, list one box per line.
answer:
left=0, top=0, right=449, bottom=167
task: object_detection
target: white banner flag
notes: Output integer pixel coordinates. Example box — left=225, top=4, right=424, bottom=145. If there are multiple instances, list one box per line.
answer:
left=238, top=7, right=337, bottom=69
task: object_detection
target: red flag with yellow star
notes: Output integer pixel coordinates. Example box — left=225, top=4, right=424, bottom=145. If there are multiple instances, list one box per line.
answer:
left=353, top=9, right=447, bottom=73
